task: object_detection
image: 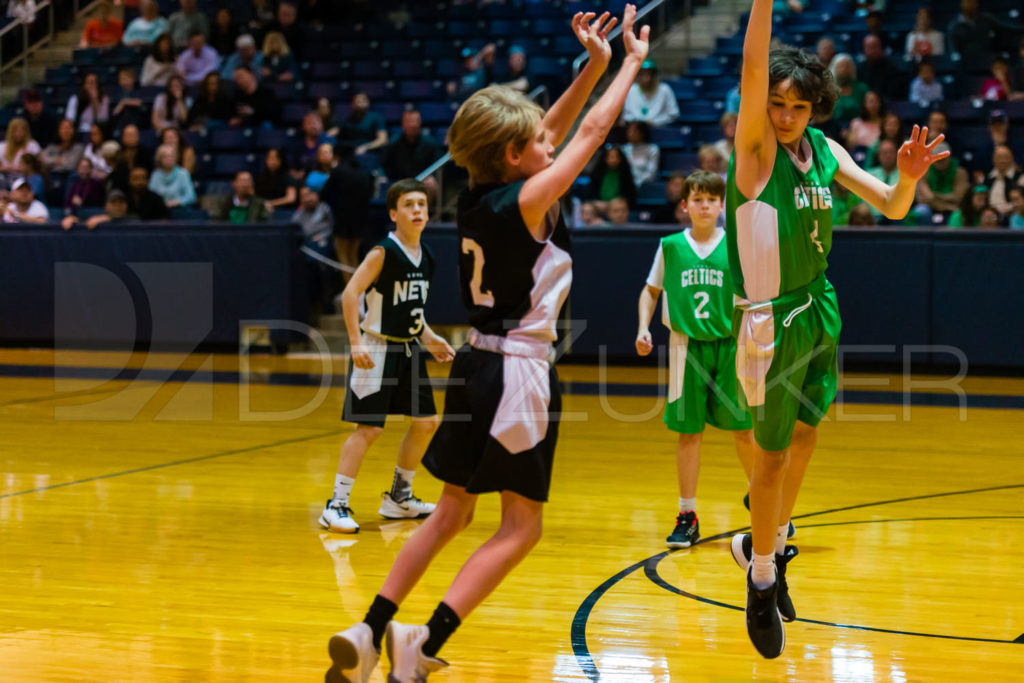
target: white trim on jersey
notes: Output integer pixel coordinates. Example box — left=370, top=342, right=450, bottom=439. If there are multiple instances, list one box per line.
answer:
left=668, top=330, right=690, bottom=404
left=491, top=354, right=552, bottom=455
left=509, top=240, right=572, bottom=345
left=387, top=232, right=422, bottom=267
left=645, top=244, right=665, bottom=289
left=683, top=226, right=726, bottom=260
left=735, top=200, right=782, bottom=303
left=360, top=289, right=384, bottom=337
left=782, top=136, right=814, bottom=175
left=735, top=306, right=775, bottom=407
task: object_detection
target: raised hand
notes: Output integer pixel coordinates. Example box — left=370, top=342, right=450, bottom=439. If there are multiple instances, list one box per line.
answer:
left=897, top=125, right=950, bottom=181
left=621, top=3, right=650, bottom=63
left=571, top=11, right=617, bottom=66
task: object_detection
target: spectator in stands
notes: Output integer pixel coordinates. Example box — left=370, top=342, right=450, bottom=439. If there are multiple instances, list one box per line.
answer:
left=860, top=35, right=904, bottom=102
left=319, top=143, right=373, bottom=284
left=497, top=45, right=530, bottom=94
left=830, top=54, right=867, bottom=127
left=126, top=166, right=168, bottom=219
left=863, top=10, right=895, bottom=52
left=168, top=0, right=208, bottom=49
left=847, top=202, right=877, bottom=226
left=176, top=30, right=220, bottom=87
left=61, top=188, right=130, bottom=230
left=981, top=56, right=1013, bottom=101
left=159, top=127, right=196, bottom=176
left=246, top=0, right=275, bottom=35
left=1013, top=36, right=1024, bottom=95
left=255, top=148, right=297, bottom=209
left=577, top=201, right=608, bottom=227
left=290, top=112, right=332, bottom=174
left=18, top=153, right=46, bottom=198
left=81, top=124, right=110, bottom=178
left=260, top=31, right=300, bottom=84
left=621, top=120, right=659, bottom=187
left=909, top=60, right=943, bottom=108
left=652, top=171, right=685, bottom=223
left=149, top=144, right=196, bottom=208
left=380, top=108, right=440, bottom=183
left=229, top=66, right=280, bottom=128
left=152, top=75, right=191, bottom=131
left=623, top=59, right=679, bottom=127
left=773, top=0, right=804, bottom=15
left=22, top=89, right=56, bottom=148
left=846, top=90, right=885, bottom=149
left=41, top=119, right=84, bottom=174
left=926, top=109, right=948, bottom=145
left=80, top=1, right=123, bottom=49
left=916, top=142, right=968, bottom=222
left=304, top=143, right=335, bottom=193
left=141, top=34, right=177, bottom=87
left=107, top=124, right=151, bottom=191
left=210, top=8, right=238, bottom=57
left=948, top=0, right=1022, bottom=67
left=975, top=109, right=1024, bottom=173
left=905, top=7, right=945, bottom=59
left=816, top=37, right=836, bottom=68
left=831, top=182, right=859, bottom=226
left=606, top=197, right=631, bottom=225
left=864, top=112, right=904, bottom=168
left=316, top=97, right=341, bottom=138
left=65, top=158, right=106, bottom=212
left=867, top=139, right=900, bottom=186
left=188, top=72, right=233, bottom=131
left=212, top=170, right=271, bottom=223
left=712, top=112, right=737, bottom=163
left=949, top=184, right=990, bottom=227
left=267, top=1, right=302, bottom=60
left=65, top=72, right=110, bottom=134
left=987, top=145, right=1024, bottom=217
left=697, top=144, right=726, bottom=177
left=979, top=206, right=1002, bottom=227
left=448, top=44, right=496, bottom=100
left=6, top=0, right=37, bottom=27
left=220, top=34, right=264, bottom=81
left=292, top=185, right=333, bottom=243
left=339, top=92, right=387, bottom=156
left=586, top=145, right=637, bottom=211
left=1007, top=186, right=1024, bottom=228
left=110, top=67, right=145, bottom=131
left=0, top=118, right=41, bottom=180
left=1, top=178, right=47, bottom=223
left=122, top=0, right=168, bottom=47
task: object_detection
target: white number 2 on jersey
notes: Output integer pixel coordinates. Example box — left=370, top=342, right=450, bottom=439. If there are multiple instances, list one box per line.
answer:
left=694, top=291, right=710, bottom=319
left=461, top=237, right=495, bottom=308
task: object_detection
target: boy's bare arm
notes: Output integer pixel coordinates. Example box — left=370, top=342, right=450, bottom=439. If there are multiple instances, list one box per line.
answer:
left=520, top=4, right=649, bottom=235
left=542, top=12, right=616, bottom=147
left=341, top=247, right=385, bottom=369
left=733, top=0, right=775, bottom=199
left=636, top=284, right=660, bottom=356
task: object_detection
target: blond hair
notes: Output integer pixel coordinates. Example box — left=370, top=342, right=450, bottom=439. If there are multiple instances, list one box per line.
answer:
left=262, top=31, right=290, bottom=56
left=3, top=118, right=31, bottom=163
left=447, top=85, right=543, bottom=185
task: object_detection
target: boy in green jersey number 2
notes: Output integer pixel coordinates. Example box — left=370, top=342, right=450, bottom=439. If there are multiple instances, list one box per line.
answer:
left=636, top=170, right=754, bottom=551
left=729, top=0, right=949, bottom=659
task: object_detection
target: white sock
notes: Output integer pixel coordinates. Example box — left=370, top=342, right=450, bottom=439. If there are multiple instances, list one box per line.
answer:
left=391, top=466, right=416, bottom=500
left=679, top=497, right=697, bottom=513
left=775, top=523, right=789, bottom=556
left=751, top=552, right=776, bottom=589
left=333, top=473, right=355, bottom=505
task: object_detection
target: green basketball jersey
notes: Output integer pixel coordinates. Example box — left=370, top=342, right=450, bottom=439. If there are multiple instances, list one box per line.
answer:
left=660, top=229, right=734, bottom=341
left=725, top=126, right=838, bottom=302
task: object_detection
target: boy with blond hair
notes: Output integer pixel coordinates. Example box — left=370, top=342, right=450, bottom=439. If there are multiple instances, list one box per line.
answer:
left=325, top=7, right=650, bottom=682
left=636, top=170, right=754, bottom=550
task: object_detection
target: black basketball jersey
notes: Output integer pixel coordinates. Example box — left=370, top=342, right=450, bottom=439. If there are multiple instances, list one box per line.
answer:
left=362, top=233, right=435, bottom=340
left=456, top=181, right=573, bottom=342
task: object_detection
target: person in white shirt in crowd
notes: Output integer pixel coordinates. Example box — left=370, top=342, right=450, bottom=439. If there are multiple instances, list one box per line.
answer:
left=621, top=120, right=660, bottom=187
left=1, top=178, right=48, bottom=223
left=713, top=111, right=737, bottom=161
left=0, top=118, right=41, bottom=179
left=909, top=60, right=944, bottom=108
left=6, top=0, right=37, bottom=26
left=65, top=72, right=110, bottom=134
left=623, top=59, right=679, bottom=127
left=123, top=0, right=168, bottom=47
left=905, top=7, right=944, bottom=58
left=176, top=30, right=220, bottom=87
left=987, top=145, right=1024, bottom=218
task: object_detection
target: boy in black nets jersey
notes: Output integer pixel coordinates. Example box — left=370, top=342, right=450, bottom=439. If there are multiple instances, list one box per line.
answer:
left=326, top=7, right=650, bottom=683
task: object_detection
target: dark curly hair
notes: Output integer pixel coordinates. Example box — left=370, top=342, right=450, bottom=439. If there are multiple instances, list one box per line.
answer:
left=768, top=44, right=840, bottom=120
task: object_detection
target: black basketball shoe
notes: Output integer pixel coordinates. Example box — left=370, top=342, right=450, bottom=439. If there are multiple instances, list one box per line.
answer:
left=742, top=493, right=795, bottom=538
left=775, top=545, right=799, bottom=622
left=745, top=566, right=785, bottom=659
left=666, top=510, right=700, bottom=549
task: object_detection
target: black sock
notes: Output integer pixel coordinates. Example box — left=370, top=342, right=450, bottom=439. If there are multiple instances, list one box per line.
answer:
left=422, top=602, right=461, bottom=658
left=362, top=595, right=398, bottom=651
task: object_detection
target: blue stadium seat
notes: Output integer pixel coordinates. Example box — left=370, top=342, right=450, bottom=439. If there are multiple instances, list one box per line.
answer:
left=352, top=81, right=395, bottom=100
left=661, top=151, right=699, bottom=174
left=212, top=153, right=259, bottom=178
left=393, top=60, right=430, bottom=79
left=282, top=102, right=309, bottom=126
left=419, top=102, right=458, bottom=126
left=311, top=62, right=344, bottom=81
left=309, top=82, right=343, bottom=100
left=399, top=80, right=442, bottom=101
left=638, top=181, right=667, bottom=204
left=352, top=61, right=390, bottom=80
left=376, top=102, right=406, bottom=124
left=678, top=101, right=724, bottom=124
left=650, top=126, right=691, bottom=150
left=252, top=128, right=295, bottom=151
left=210, top=128, right=253, bottom=151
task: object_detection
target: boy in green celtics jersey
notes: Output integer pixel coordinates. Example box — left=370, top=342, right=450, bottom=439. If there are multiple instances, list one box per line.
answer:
left=319, top=178, right=456, bottom=535
left=729, top=0, right=950, bottom=659
left=636, top=170, right=754, bottom=550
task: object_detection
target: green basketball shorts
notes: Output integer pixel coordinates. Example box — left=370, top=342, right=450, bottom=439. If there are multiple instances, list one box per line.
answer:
left=665, top=331, right=752, bottom=434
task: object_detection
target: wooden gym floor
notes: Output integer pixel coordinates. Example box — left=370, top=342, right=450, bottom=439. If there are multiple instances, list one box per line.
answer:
left=0, top=348, right=1021, bottom=681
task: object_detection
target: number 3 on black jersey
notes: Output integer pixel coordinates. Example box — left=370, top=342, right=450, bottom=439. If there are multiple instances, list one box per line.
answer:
left=461, top=237, right=495, bottom=308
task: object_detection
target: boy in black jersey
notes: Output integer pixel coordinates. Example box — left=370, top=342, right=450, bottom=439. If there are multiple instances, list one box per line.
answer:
left=319, top=179, right=455, bottom=535
left=326, top=7, right=650, bottom=682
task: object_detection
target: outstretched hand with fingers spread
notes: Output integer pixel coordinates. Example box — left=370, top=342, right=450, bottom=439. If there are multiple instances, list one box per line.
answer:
left=898, top=125, right=950, bottom=181
left=621, top=4, right=650, bottom=63
left=572, top=11, right=617, bottom=67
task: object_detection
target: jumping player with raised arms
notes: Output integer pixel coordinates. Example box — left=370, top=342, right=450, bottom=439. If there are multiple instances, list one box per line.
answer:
left=728, top=0, right=949, bottom=659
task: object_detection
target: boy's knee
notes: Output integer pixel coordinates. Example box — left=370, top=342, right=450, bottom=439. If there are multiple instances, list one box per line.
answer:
left=412, top=415, right=440, bottom=433
left=356, top=425, right=384, bottom=443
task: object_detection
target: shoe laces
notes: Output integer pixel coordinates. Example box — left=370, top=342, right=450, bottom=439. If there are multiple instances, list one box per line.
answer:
left=674, top=510, right=697, bottom=527
left=328, top=499, right=353, bottom=516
